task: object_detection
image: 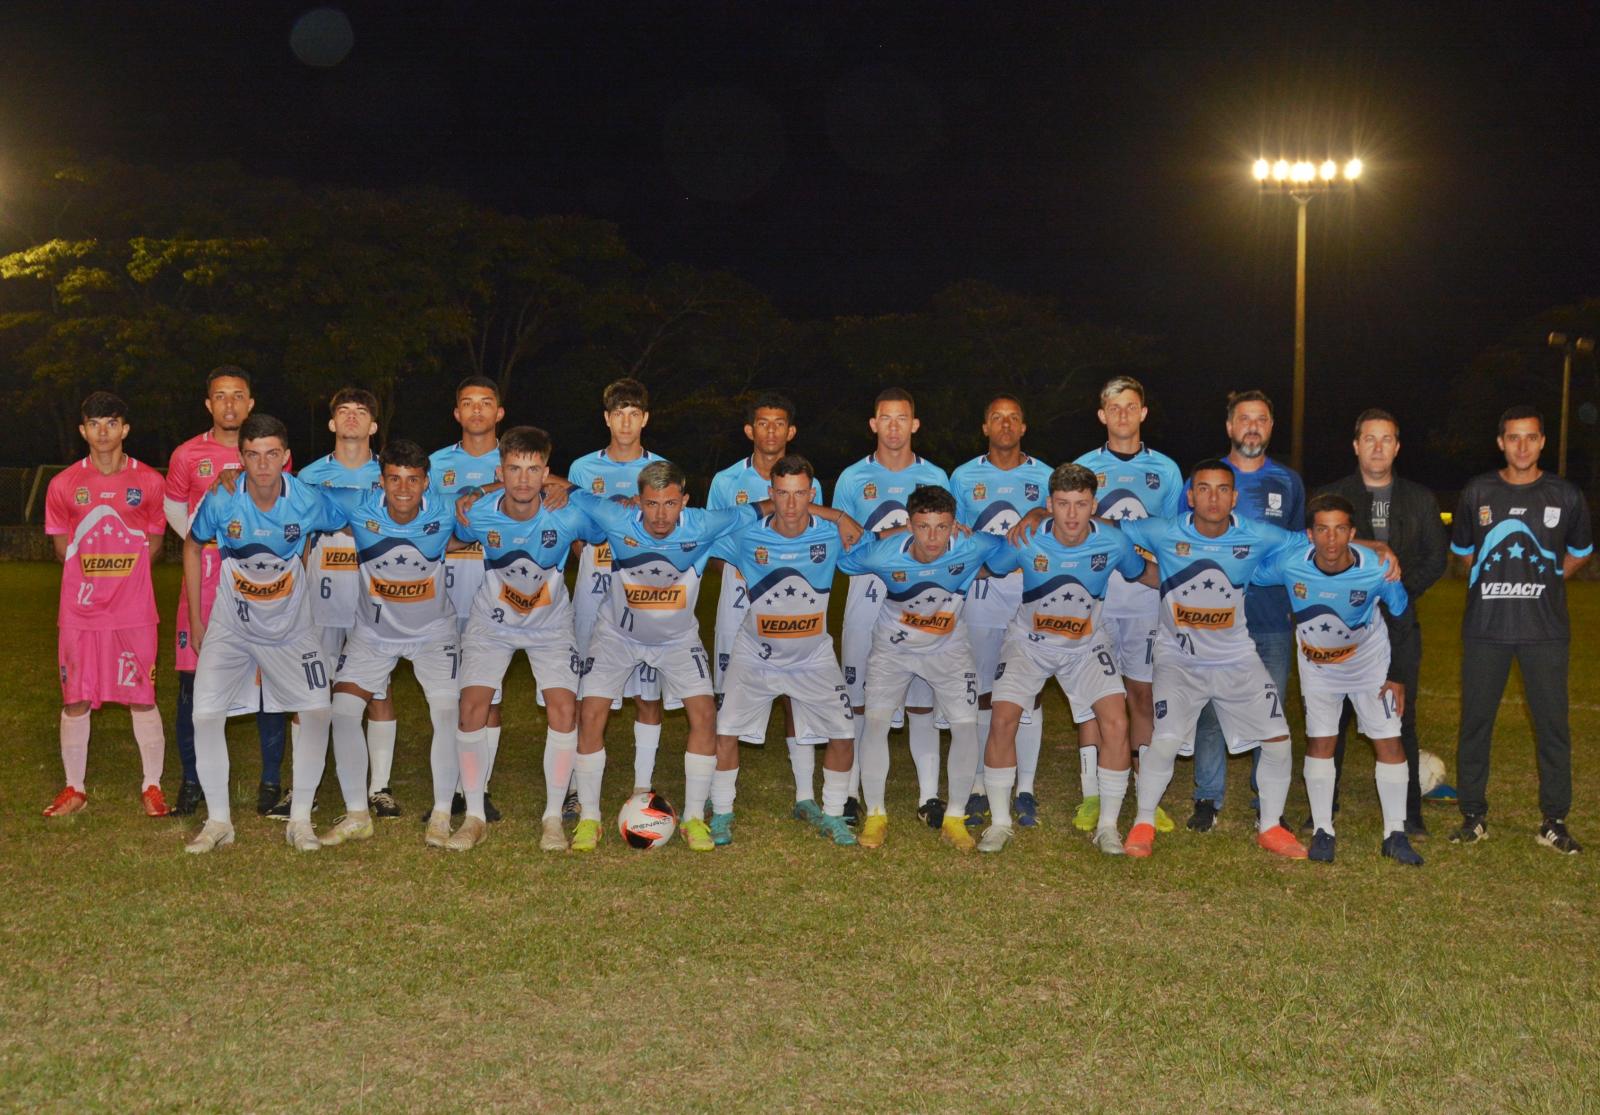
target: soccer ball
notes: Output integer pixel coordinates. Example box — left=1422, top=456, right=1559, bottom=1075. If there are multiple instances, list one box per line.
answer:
left=1418, top=750, right=1447, bottom=796
left=618, top=790, right=678, bottom=849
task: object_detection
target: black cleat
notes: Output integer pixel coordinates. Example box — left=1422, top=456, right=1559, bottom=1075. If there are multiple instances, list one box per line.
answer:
left=1382, top=831, right=1424, bottom=866
left=1186, top=799, right=1220, bottom=833
left=1450, top=813, right=1488, bottom=844
left=483, top=793, right=502, bottom=823
left=843, top=796, right=862, bottom=829
left=368, top=788, right=401, bottom=818
left=257, top=781, right=283, bottom=816
left=561, top=790, right=580, bottom=823
left=1404, top=816, right=1428, bottom=838
left=450, top=792, right=467, bottom=817
left=171, top=780, right=204, bottom=817
left=1308, top=829, right=1336, bottom=863
left=1536, top=817, right=1581, bottom=855
left=916, top=797, right=947, bottom=829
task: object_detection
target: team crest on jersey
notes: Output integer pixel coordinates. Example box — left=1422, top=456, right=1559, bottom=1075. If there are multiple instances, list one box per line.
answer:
left=623, top=536, right=639, bottom=548
left=735, top=490, right=749, bottom=505
left=1024, top=483, right=1040, bottom=502
left=442, top=470, right=457, bottom=487
left=1478, top=505, right=1492, bottom=526
left=1033, top=554, right=1050, bottom=572
left=366, top=520, right=380, bottom=532
left=1349, top=589, right=1368, bottom=607
left=540, top=529, right=557, bottom=548
left=424, top=520, right=441, bottom=534
left=74, top=487, right=90, bottom=506
left=973, top=483, right=987, bottom=500
left=844, top=666, right=856, bottom=685
left=1545, top=506, right=1561, bottom=528
left=948, top=563, right=965, bottom=575
left=226, top=520, right=242, bottom=539
left=1267, top=492, right=1282, bottom=511
left=681, top=541, right=696, bottom=552
left=1233, top=545, right=1250, bottom=559
left=1091, top=553, right=1108, bottom=572
left=482, top=530, right=500, bottom=548
left=125, top=487, right=143, bottom=507
left=284, top=523, right=301, bottom=544
left=1155, top=700, right=1167, bottom=719
left=891, top=570, right=907, bottom=582
left=718, top=653, right=730, bottom=674
left=591, top=478, right=606, bottom=495
left=810, top=543, right=827, bottom=563
left=1293, top=582, right=1307, bottom=599
left=1175, top=542, right=1190, bottom=556
left=1145, top=472, right=1161, bottom=490
left=863, top=482, right=877, bottom=500
left=1096, top=473, right=1107, bottom=487
left=753, top=547, right=769, bottom=565
left=993, top=662, right=1006, bottom=679
left=198, top=459, right=213, bottom=478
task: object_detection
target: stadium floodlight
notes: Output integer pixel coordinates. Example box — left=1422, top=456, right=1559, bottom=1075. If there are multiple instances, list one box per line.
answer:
left=1549, top=332, right=1598, bottom=477
left=1252, top=152, right=1364, bottom=474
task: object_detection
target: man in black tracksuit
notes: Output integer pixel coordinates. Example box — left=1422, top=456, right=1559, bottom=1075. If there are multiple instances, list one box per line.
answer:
left=1314, top=408, right=1448, bottom=833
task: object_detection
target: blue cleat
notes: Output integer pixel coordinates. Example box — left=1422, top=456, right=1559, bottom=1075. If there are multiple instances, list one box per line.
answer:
left=1382, top=831, right=1424, bottom=866
left=1308, top=829, right=1336, bottom=863
left=709, top=812, right=735, bottom=847
left=964, top=793, right=990, bottom=828
left=1014, top=792, right=1039, bottom=828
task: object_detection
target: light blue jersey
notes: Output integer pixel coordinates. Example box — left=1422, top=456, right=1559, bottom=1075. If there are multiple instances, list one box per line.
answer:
left=566, top=448, right=668, bottom=633
left=1182, top=456, right=1305, bottom=635
left=343, top=489, right=457, bottom=642
left=1254, top=543, right=1407, bottom=691
left=457, top=491, right=592, bottom=639
left=430, top=441, right=502, bottom=622
left=1075, top=442, right=1183, bottom=618
left=951, top=452, right=1052, bottom=628
left=988, top=522, right=1146, bottom=649
left=838, top=531, right=1004, bottom=651
left=707, top=457, right=824, bottom=653
left=831, top=453, right=950, bottom=627
left=297, top=453, right=382, bottom=628
left=710, top=513, right=842, bottom=667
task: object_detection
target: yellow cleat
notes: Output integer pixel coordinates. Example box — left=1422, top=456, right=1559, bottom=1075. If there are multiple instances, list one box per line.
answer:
left=1154, top=806, right=1176, bottom=834
left=681, top=817, right=714, bottom=852
left=570, top=818, right=601, bottom=853
left=940, top=814, right=976, bottom=852
left=859, top=813, right=889, bottom=849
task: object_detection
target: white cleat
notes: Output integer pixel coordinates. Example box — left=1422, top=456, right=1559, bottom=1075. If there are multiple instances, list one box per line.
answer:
left=285, top=819, right=321, bottom=852
left=184, top=819, right=236, bottom=855
left=320, top=811, right=375, bottom=847
left=424, top=808, right=452, bottom=849
left=1091, top=827, right=1126, bottom=856
left=445, top=815, right=489, bottom=852
left=977, top=823, right=1013, bottom=854
left=540, top=816, right=569, bottom=852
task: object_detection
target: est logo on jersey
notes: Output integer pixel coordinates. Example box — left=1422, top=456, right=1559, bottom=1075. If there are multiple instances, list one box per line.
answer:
left=899, top=610, right=955, bottom=634
left=757, top=612, right=823, bottom=638
left=80, top=553, right=138, bottom=577
left=234, top=570, right=293, bottom=600
left=1173, top=603, right=1234, bottom=629
left=370, top=576, right=436, bottom=602
left=1033, top=612, right=1091, bottom=638
left=624, top=583, right=687, bottom=610
left=499, top=580, right=551, bottom=615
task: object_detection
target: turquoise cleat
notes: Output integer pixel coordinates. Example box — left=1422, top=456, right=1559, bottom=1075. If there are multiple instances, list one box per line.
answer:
left=709, top=811, right=735, bottom=847
left=817, top=814, right=858, bottom=846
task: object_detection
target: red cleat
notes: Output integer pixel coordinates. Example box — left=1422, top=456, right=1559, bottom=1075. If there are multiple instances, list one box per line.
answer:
left=141, top=784, right=169, bottom=817
left=1256, top=824, right=1308, bottom=859
left=1124, top=821, right=1156, bottom=858
left=43, top=786, right=87, bottom=817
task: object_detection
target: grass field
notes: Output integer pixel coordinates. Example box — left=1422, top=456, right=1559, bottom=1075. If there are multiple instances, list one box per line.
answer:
left=2, top=562, right=1596, bottom=1112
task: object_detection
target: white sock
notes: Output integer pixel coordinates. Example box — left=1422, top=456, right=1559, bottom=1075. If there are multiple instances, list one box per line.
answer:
left=633, top=721, right=661, bottom=790
left=710, top=767, right=738, bottom=814
left=366, top=718, right=397, bottom=795
left=786, top=737, right=815, bottom=803
left=1079, top=744, right=1100, bottom=800
left=974, top=708, right=991, bottom=786
left=907, top=712, right=940, bottom=802
left=429, top=700, right=461, bottom=812
left=574, top=749, right=606, bottom=821
left=1304, top=755, right=1337, bottom=835
left=290, top=708, right=329, bottom=823
left=985, top=765, right=1017, bottom=828
left=1015, top=710, right=1043, bottom=796
left=1256, top=740, right=1293, bottom=834
left=330, top=693, right=370, bottom=814
left=193, top=713, right=231, bottom=825
left=821, top=766, right=850, bottom=817
left=848, top=717, right=865, bottom=799
left=60, top=711, right=90, bottom=792
left=457, top=726, right=489, bottom=821
left=542, top=728, right=578, bottom=819
left=130, top=708, right=165, bottom=789
left=860, top=713, right=894, bottom=814
left=1134, top=737, right=1179, bottom=827
left=483, top=723, right=502, bottom=785
left=1096, top=766, right=1130, bottom=833
left=1375, top=760, right=1408, bottom=837
left=682, top=752, right=716, bottom=819
left=945, top=720, right=980, bottom=810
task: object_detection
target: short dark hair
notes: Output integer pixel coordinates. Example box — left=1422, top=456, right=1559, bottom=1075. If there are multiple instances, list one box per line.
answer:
left=80, top=391, right=128, bottom=422
left=985, top=393, right=1025, bottom=420
left=1353, top=408, right=1399, bottom=439
left=603, top=378, right=649, bottom=412
left=1190, top=457, right=1234, bottom=482
left=1048, top=462, right=1098, bottom=496
left=906, top=484, right=956, bottom=517
left=207, top=365, right=251, bottom=391
left=637, top=459, right=687, bottom=493
left=1498, top=405, right=1544, bottom=436
left=1226, top=389, right=1273, bottom=420
left=771, top=454, right=815, bottom=483
left=380, top=439, right=429, bottom=473
left=1307, top=492, right=1356, bottom=525
left=330, top=387, right=379, bottom=418
left=499, top=425, right=552, bottom=463
left=747, top=391, right=797, bottom=425
left=874, top=387, right=915, bottom=413
left=239, top=413, right=288, bottom=448
left=455, top=375, right=499, bottom=401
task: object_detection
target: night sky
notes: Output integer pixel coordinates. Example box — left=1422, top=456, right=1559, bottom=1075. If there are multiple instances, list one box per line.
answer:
left=3, top=1, right=1597, bottom=487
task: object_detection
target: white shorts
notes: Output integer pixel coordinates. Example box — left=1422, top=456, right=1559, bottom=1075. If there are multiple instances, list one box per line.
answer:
left=335, top=627, right=461, bottom=701
left=717, top=645, right=854, bottom=743
left=1152, top=651, right=1288, bottom=756
left=1303, top=686, right=1401, bottom=740
left=575, top=600, right=670, bottom=707
left=460, top=621, right=580, bottom=696
left=992, top=636, right=1125, bottom=714
left=863, top=634, right=979, bottom=725
left=968, top=624, right=1007, bottom=699
left=193, top=626, right=331, bottom=718
left=578, top=623, right=713, bottom=703
left=318, top=625, right=389, bottom=701
left=843, top=614, right=932, bottom=714
left=1102, top=613, right=1157, bottom=685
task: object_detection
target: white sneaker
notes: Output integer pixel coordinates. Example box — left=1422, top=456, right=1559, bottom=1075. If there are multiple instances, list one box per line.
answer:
left=445, top=815, right=488, bottom=851
left=1091, top=827, right=1126, bottom=856
left=539, top=816, right=568, bottom=852
left=184, top=819, right=235, bottom=854
left=320, top=811, right=375, bottom=847
left=424, top=808, right=452, bottom=848
left=285, top=819, right=320, bottom=852
left=977, top=823, right=1013, bottom=854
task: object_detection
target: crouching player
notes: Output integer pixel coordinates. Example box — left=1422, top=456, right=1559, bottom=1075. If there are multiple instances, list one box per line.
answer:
left=837, top=485, right=1004, bottom=851
left=978, top=463, right=1154, bottom=854
left=1254, top=494, right=1421, bottom=865
left=450, top=427, right=591, bottom=853
left=43, top=391, right=170, bottom=817
left=709, top=455, right=859, bottom=847
left=182, top=415, right=345, bottom=853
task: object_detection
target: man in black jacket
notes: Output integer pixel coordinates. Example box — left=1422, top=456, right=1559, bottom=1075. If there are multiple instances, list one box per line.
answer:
left=1314, top=408, right=1448, bottom=833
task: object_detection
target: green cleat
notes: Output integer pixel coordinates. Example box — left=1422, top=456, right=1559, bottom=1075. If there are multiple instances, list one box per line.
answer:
left=792, top=799, right=825, bottom=827
left=1073, top=796, right=1100, bottom=832
left=709, top=812, right=735, bottom=846
left=817, top=814, right=857, bottom=845
left=570, top=818, right=601, bottom=853
left=681, top=817, right=714, bottom=852
left=1154, top=806, right=1176, bottom=834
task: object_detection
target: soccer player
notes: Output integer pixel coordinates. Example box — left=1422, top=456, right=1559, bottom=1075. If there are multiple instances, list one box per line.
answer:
left=706, top=393, right=824, bottom=811
left=1253, top=494, right=1421, bottom=865
left=329, top=440, right=464, bottom=850
left=1115, top=460, right=1397, bottom=859
left=450, top=426, right=591, bottom=852
left=832, top=388, right=950, bottom=827
left=1073, top=376, right=1182, bottom=834
left=976, top=463, right=1154, bottom=854
left=164, top=367, right=291, bottom=817
left=709, top=455, right=857, bottom=847
left=1450, top=406, right=1592, bottom=853
left=182, top=415, right=343, bottom=854
left=42, top=392, right=170, bottom=817
left=430, top=376, right=505, bottom=820
left=1184, top=390, right=1305, bottom=832
left=566, top=378, right=671, bottom=801
left=949, top=394, right=1052, bottom=827
left=837, top=485, right=1003, bottom=852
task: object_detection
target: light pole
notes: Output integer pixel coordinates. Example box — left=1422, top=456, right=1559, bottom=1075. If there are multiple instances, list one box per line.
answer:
left=1547, top=332, right=1596, bottom=477
left=1254, top=156, right=1362, bottom=475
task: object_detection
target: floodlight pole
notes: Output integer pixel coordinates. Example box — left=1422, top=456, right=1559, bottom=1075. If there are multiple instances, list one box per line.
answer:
left=1549, top=333, right=1598, bottom=478
left=1291, top=193, right=1310, bottom=477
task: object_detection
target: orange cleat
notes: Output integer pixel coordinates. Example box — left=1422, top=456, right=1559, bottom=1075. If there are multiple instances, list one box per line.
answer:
left=1256, top=824, right=1308, bottom=859
left=43, top=786, right=87, bottom=817
left=1124, top=821, right=1156, bottom=858
left=141, top=784, right=170, bottom=817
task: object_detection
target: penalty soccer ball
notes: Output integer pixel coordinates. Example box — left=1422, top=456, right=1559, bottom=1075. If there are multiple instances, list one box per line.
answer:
left=618, top=790, right=678, bottom=849
left=1418, top=750, right=1447, bottom=796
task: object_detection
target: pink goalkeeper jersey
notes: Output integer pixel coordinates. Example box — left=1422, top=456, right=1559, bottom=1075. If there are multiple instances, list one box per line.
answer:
left=45, top=457, right=166, bottom=630
left=167, top=430, right=291, bottom=668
